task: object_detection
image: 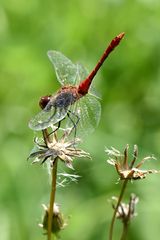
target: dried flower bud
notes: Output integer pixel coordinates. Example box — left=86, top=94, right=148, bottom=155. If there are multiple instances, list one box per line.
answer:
left=39, top=203, right=67, bottom=236
left=112, top=194, right=139, bottom=224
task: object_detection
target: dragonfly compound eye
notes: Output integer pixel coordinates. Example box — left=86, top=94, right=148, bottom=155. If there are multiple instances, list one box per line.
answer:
left=39, top=95, right=51, bottom=109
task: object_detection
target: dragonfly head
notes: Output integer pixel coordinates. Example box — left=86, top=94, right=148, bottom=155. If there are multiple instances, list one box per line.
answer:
left=39, top=95, right=52, bottom=109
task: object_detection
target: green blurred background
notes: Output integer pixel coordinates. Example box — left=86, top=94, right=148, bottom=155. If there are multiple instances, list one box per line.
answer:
left=1, top=0, right=160, bottom=239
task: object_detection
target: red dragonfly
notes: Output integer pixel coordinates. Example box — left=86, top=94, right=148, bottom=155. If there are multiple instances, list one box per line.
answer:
left=29, top=33, right=125, bottom=135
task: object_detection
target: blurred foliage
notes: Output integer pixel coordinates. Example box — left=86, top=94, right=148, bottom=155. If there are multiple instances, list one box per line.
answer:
left=1, top=0, right=160, bottom=239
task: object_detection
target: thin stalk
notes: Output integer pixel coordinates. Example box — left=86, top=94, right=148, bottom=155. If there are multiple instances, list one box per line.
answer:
left=47, top=158, right=58, bottom=240
left=42, top=129, right=50, bottom=145
left=120, top=222, right=129, bottom=240
left=109, top=179, right=128, bottom=240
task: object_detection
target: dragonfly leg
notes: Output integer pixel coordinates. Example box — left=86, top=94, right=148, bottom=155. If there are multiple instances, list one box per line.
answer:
left=68, top=110, right=80, bottom=126
left=48, top=120, right=61, bottom=137
left=67, top=110, right=80, bottom=138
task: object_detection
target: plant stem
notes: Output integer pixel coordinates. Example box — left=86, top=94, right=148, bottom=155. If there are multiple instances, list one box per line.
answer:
left=120, top=222, right=129, bottom=240
left=42, top=129, right=50, bottom=145
left=47, top=158, right=58, bottom=240
left=109, top=179, right=128, bottom=240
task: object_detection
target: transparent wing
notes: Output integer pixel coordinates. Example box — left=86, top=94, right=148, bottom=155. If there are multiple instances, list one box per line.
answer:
left=66, top=94, right=101, bottom=137
left=88, top=85, right=101, bottom=99
left=75, top=62, right=89, bottom=85
left=47, top=51, right=78, bottom=86
left=75, top=94, right=101, bottom=137
left=28, top=106, right=67, bottom=131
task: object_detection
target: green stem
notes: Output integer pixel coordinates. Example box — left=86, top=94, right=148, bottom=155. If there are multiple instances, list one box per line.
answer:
left=120, top=222, right=129, bottom=240
left=47, top=158, right=58, bottom=240
left=109, top=179, right=128, bottom=240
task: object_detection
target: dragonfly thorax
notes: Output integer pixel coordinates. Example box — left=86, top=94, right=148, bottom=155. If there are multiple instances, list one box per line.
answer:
left=53, top=91, right=77, bottom=109
left=43, top=87, right=79, bottom=111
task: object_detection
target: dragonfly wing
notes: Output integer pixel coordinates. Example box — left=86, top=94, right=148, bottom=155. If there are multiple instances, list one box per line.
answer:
left=77, top=94, right=101, bottom=136
left=76, top=62, right=89, bottom=85
left=47, top=51, right=78, bottom=86
left=88, top=85, right=101, bottom=99
left=66, top=94, right=101, bottom=137
left=28, top=106, right=67, bottom=131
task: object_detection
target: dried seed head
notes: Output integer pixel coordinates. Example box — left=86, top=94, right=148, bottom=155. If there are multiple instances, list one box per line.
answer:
left=28, top=129, right=90, bottom=169
left=105, top=145, right=159, bottom=180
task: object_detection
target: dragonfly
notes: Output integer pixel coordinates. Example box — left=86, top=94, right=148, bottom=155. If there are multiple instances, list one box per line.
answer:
left=29, top=32, right=125, bottom=135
